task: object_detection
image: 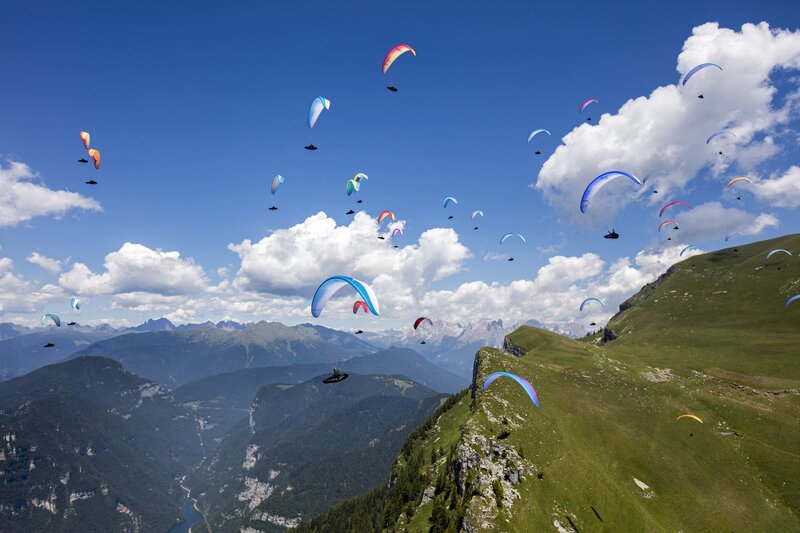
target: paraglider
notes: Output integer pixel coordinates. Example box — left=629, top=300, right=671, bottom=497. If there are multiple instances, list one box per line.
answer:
left=604, top=230, right=619, bottom=239
left=658, top=201, right=692, bottom=217
left=413, top=317, right=433, bottom=330
left=443, top=197, right=458, bottom=209
left=579, top=297, right=605, bottom=312
left=88, top=149, right=101, bottom=169
left=79, top=131, right=91, bottom=149
left=579, top=98, right=598, bottom=113
left=680, top=245, right=701, bottom=257
left=85, top=180, right=97, bottom=185
left=725, top=231, right=742, bottom=242
left=677, top=414, right=703, bottom=423
left=311, top=276, right=380, bottom=317
left=580, top=171, right=642, bottom=213
left=471, top=210, right=484, bottom=219
left=377, top=210, right=395, bottom=224
left=306, top=96, right=330, bottom=149
left=346, top=179, right=360, bottom=196
left=355, top=329, right=364, bottom=334
left=353, top=300, right=369, bottom=314
left=345, top=209, right=355, bottom=215
left=322, top=368, right=349, bottom=384
left=269, top=206, right=278, bottom=211
left=382, top=44, right=416, bottom=91
left=681, top=63, right=722, bottom=86
left=500, top=233, right=526, bottom=245
left=70, top=297, right=81, bottom=311
left=725, top=177, right=753, bottom=189
left=786, top=295, right=800, bottom=308
left=67, top=322, right=77, bottom=326
left=766, top=249, right=792, bottom=260
left=41, top=314, right=61, bottom=327
left=528, top=129, right=550, bottom=142
left=43, top=343, right=55, bottom=348
left=483, top=372, right=540, bottom=409
left=78, top=158, right=89, bottom=164
left=271, top=175, right=284, bottom=195
left=658, top=220, right=679, bottom=232
left=706, top=130, right=736, bottom=145
left=642, top=170, right=666, bottom=184
left=391, top=228, right=403, bottom=237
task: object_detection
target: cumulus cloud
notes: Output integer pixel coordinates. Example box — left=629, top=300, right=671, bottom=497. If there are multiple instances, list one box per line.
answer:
left=669, top=201, right=779, bottom=243
left=229, top=211, right=471, bottom=315
left=0, top=258, right=63, bottom=314
left=59, top=242, right=208, bottom=304
left=421, top=246, right=695, bottom=325
left=749, top=166, right=800, bottom=207
left=0, top=161, right=102, bottom=227
left=535, top=22, right=800, bottom=223
left=26, top=252, right=62, bottom=274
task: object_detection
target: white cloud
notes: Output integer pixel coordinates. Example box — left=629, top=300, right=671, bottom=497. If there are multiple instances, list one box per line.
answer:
left=229, top=211, right=471, bottom=316
left=0, top=258, right=63, bottom=314
left=670, top=201, right=779, bottom=243
left=0, top=161, right=102, bottom=227
left=749, top=166, right=800, bottom=207
left=216, top=267, right=229, bottom=278
left=535, top=22, right=800, bottom=223
left=59, top=242, right=208, bottom=302
left=26, top=252, right=62, bottom=274
left=421, top=246, right=696, bottom=325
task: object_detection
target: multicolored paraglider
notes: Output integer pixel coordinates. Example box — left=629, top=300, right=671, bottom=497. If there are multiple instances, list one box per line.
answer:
left=766, top=249, right=792, bottom=260
left=70, top=297, right=81, bottom=311
left=40, top=313, right=61, bottom=327
left=413, top=317, right=433, bottom=330
left=382, top=44, right=416, bottom=92
left=681, top=63, right=722, bottom=86
left=725, top=177, right=753, bottom=189
left=377, top=210, right=395, bottom=224
left=579, top=297, right=605, bottom=312
left=579, top=98, right=598, bottom=113
left=659, top=201, right=692, bottom=217
left=580, top=171, right=642, bottom=213
left=391, top=227, right=403, bottom=237
left=271, top=175, right=284, bottom=195
left=658, top=220, right=679, bottom=232
left=353, top=300, right=369, bottom=314
left=311, top=276, right=379, bottom=317
left=483, top=372, right=539, bottom=409
left=346, top=179, right=360, bottom=196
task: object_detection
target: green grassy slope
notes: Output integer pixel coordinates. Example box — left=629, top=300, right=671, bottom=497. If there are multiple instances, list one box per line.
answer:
left=297, top=234, right=800, bottom=532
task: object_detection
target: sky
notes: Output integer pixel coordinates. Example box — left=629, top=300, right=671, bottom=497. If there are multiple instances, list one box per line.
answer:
left=1, top=1, right=799, bottom=331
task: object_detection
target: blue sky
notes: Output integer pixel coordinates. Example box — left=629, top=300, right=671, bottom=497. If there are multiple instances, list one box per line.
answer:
left=1, top=1, right=799, bottom=329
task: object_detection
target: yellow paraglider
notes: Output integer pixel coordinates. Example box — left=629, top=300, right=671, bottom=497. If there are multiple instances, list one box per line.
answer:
left=677, top=414, right=703, bottom=424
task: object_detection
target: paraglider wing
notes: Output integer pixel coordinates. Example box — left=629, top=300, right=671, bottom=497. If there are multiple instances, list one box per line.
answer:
left=471, top=210, right=484, bottom=220
left=308, top=96, right=331, bottom=129
left=725, top=177, right=753, bottom=189
left=346, top=179, right=360, bottom=196
left=70, top=297, right=81, bottom=311
left=311, top=276, right=380, bottom=317
left=658, top=201, right=692, bottom=217
left=579, top=297, right=605, bottom=312
left=79, top=131, right=91, bottom=149
left=391, top=227, right=404, bottom=237
left=676, top=414, right=703, bottom=423
left=500, top=233, right=526, bottom=245
left=643, top=170, right=667, bottom=184
left=681, top=63, right=723, bottom=86
left=766, top=249, right=792, bottom=260
left=88, top=149, right=101, bottom=169
left=658, top=220, right=679, bottom=232
left=413, top=317, right=433, bottom=330
left=680, top=245, right=701, bottom=257
left=354, top=173, right=368, bottom=182
left=527, top=129, right=551, bottom=142
left=377, top=210, right=395, bottom=224
left=706, top=130, right=736, bottom=144
left=786, top=294, right=800, bottom=308
left=271, top=175, right=284, bottom=195
left=724, top=231, right=742, bottom=242
left=579, top=171, right=642, bottom=213
left=353, top=300, right=369, bottom=314
left=40, top=313, right=61, bottom=327
left=579, top=99, right=599, bottom=113
left=443, top=197, right=458, bottom=208
left=483, top=372, right=539, bottom=408
left=382, top=44, right=416, bottom=74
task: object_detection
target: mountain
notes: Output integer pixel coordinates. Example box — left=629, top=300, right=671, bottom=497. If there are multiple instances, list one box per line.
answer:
left=362, top=318, right=586, bottom=379
left=188, top=374, right=445, bottom=532
left=72, top=321, right=377, bottom=387
left=0, top=356, right=204, bottom=532
left=0, top=326, right=121, bottom=380
left=173, top=347, right=465, bottom=450
left=0, top=322, right=30, bottom=341
left=297, top=235, right=800, bottom=532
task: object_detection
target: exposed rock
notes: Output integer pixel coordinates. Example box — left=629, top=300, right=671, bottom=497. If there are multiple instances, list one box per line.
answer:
left=243, top=444, right=259, bottom=470
left=502, top=336, right=527, bottom=357
left=237, top=477, right=273, bottom=511
left=643, top=368, right=674, bottom=383
left=420, top=485, right=436, bottom=505
left=601, top=327, right=618, bottom=343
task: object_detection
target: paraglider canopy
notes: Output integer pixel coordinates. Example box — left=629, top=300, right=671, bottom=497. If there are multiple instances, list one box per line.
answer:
left=579, top=98, right=598, bottom=113
left=377, top=210, right=395, bottom=224
left=680, top=245, right=701, bottom=257
left=79, top=131, right=91, bottom=149
left=580, top=171, right=642, bottom=213
left=413, top=317, right=433, bottom=330
left=676, top=414, right=703, bottom=423
left=311, top=276, right=380, bottom=317
left=500, top=233, right=526, bottom=245
left=725, top=177, right=753, bottom=189
left=382, top=44, right=416, bottom=74
left=658, top=201, right=692, bottom=218
left=271, top=175, right=284, bottom=195
left=471, top=210, right=484, bottom=220
left=41, top=313, right=61, bottom=327
left=766, top=249, right=792, bottom=260
left=308, top=97, right=331, bottom=129
left=527, top=129, right=551, bottom=142
left=353, top=300, right=369, bottom=314
left=88, top=149, right=101, bottom=169
left=483, top=372, right=540, bottom=408
left=443, top=197, right=458, bottom=208
left=579, top=297, right=605, bottom=311
left=706, top=130, right=735, bottom=145
left=681, top=63, right=722, bottom=86
left=70, top=297, right=81, bottom=311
